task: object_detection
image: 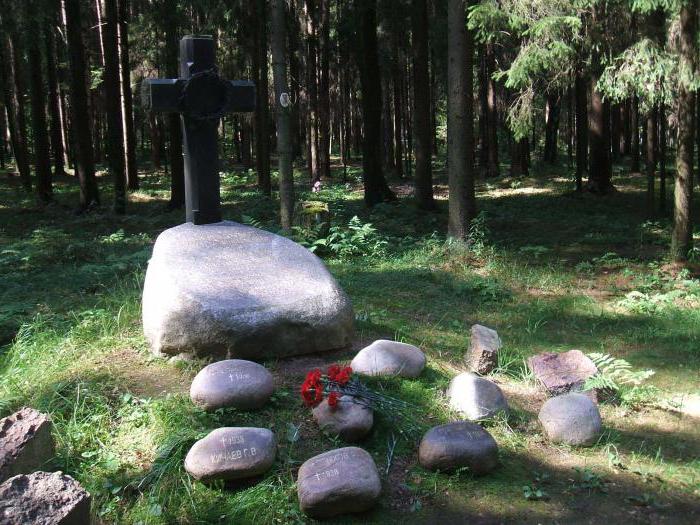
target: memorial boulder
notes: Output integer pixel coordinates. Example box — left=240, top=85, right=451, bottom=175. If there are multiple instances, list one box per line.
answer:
left=0, top=408, right=55, bottom=483
left=190, top=359, right=274, bottom=411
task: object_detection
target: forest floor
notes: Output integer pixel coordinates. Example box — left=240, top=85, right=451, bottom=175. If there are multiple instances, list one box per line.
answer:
left=0, top=157, right=699, bottom=524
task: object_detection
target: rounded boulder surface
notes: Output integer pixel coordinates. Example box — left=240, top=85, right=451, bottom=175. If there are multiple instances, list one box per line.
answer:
left=350, top=340, right=426, bottom=378
left=142, top=221, right=354, bottom=360
left=418, top=422, right=499, bottom=475
left=448, top=372, right=509, bottom=420
left=312, top=396, right=374, bottom=442
left=190, top=360, right=274, bottom=411
left=538, top=393, right=602, bottom=446
left=297, top=446, right=381, bottom=518
left=184, top=427, right=276, bottom=482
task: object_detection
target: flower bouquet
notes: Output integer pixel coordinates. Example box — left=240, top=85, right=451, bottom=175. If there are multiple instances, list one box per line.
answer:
left=300, top=364, right=425, bottom=440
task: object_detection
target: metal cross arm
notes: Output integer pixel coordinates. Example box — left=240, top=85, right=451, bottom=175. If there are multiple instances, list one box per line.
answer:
left=141, top=35, right=256, bottom=225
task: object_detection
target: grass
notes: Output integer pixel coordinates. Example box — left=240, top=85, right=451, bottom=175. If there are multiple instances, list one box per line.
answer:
left=0, top=156, right=699, bottom=524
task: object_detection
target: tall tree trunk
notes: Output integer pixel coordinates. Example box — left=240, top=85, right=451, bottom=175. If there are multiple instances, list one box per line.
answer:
left=45, top=1, right=67, bottom=178
left=271, top=0, right=294, bottom=230
left=574, top=71, right=587, bottom=192
left=25, top=0, right=53, bottom=203
left=485, top=43, right=499, bottom=178
left=631, top=95, right=640, bottom=172
left=304, top=0, right=319, bottom=185
left=543, top=91, right=559, bottom=163
left=356, top=0, right=395, bottom=206
left=411, top=0, right=434, bottom=209
left=645, top=107, right=657, bottom=214
left=447, top=0, right=476, bottom=239
left=162, top=0, right=184, bottom=209
left=478, top=46, right=488, bottom=174
left=317, top=0, right=331, bottom=179
left=611, top=103, right=621, bottom=161
left=659, top=103, right=667, bottom=213
left=65, top=0, right=100, bottom=208
left=671, top=0, right=696, bottom=261
left=622, top=99, right=632, bottom=156
left=254, top=0, right=271, bottom=195
left=0, top=98, right=6, bottom=170
left=1, top=23, right=32, bottom=191
left=118, top=0, right=138, bottom=190
left=392, top=57, right=404, bottom=178
left=103, top=0, right=126, bottom=213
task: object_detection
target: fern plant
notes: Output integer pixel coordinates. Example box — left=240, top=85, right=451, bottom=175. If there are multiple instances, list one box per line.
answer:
left=584, top=353, right=656, bottom=406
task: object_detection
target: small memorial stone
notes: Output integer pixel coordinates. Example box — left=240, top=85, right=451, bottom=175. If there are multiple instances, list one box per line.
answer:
left=0, top=471, right=91, bottom=525
left=190, top=359, right=274, bottom=411
left=297, top=446, right=381, bottom=518
left=312, top=395, right=373, bottom=442
left=184, top=427, right=276, bottom=482
left=538, top=393, right=602, bottom=446
left=0, top=408, right=55, bottom=483
left=418, top=422, right=499, bottom=475
left=528, top=350, right=598, bottom=396
left=466, top=324, right=501, bottom=374
left=351, top=340, right=426, bottom=378
left=448, top=373, right=509, bottom=420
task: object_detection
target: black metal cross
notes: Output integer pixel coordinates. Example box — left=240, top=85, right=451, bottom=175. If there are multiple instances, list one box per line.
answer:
left=142, top=35, right=255, bottom=224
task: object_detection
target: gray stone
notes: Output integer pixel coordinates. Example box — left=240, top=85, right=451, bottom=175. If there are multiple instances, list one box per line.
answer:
left=466, top=324, right=501, bottom=374
left=418, top=422, right=499, bottom=475
left=350, top=340, right=426, bottom=378
left=190, top=360, right=274, bottom=411
left=297, top=447, right=381, bottom=519
left=142, top=221, right=354, bottom=359
left=447, top=373, right=509, bottom=420
left=312, top=396, right=373, bottom=442
left=0, top=408, right=55, bottom=483
left=184, top=427, right=276, bottom=482
left=538, top=393, right=602, bottom=446
left=0, top=471, right=91, bottom=525
left=528, top=350, right=598, bottom=396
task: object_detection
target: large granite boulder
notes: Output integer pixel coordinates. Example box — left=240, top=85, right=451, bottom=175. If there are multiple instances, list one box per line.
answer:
left=312, top=395, right=374, bottom=442
left=351, top=340, right=426, bottom=378
left=0, top=408, right=55, bottom=483
left=190, top=359, right=274, bottom=411
left=184, top=427, right=276, bottom=482
left=297, top=447, right=381, bottom=518
left=538, top=393, right=602, bottom=446
left=143, top=221, right=354, bottom=359
left=528, top=350, right=598, bottom=396
left=0, top=471, right=91, bottom=525
left=447, top=373, right=509, bottom=420
left=418, top=422, right=499, bottom=475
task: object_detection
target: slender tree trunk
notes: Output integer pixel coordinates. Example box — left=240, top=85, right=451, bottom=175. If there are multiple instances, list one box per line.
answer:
left=254, top=0, right=271, bottom=195
left=574, top=71, right=587, bottom=192
left=411, top=0, right=434, bottom=209
left=118, top=0, right=138, bottom=190
left=1, top=26, right=32, bottom=190
left=317, top=0, right=330, bottom=179
left=611, top=103, right=621, bottom=161
left=478, top=46, right=488, bottom=175
left=162, top=0, right=184, bottom=208
left=103, top=0, right=126, bottom=213
left=392, top=58, right=404, bottom=178
left=671, top=0, right=696, bottom=261
left=45, top=1, right=67, bottom=178
left=0, top=99, right=6, bottom=170
left=544, top=91, right=559, bottom=163
left=631, top=95, right=640, bottom=172
left=304, top=0, right=319, bottom=185
left=485, top=43, right=499, bottom=178
left=356, top=0, right=395, bottom=206
left=447, top=0, right=476, bottom=239
left=659, top=103, right=667, bottom=213
left=25, top=1, right=53, bottom=203
left=646, top=107, right=657, bottom=214
left=271, top=0, right=294, bottom=230
left=622, top=99, right=632, bottom=156
left=65, top=0, right=100, bottom=208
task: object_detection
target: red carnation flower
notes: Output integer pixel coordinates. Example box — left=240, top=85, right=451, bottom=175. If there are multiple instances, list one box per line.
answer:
left=335, top=366, right=353, bottom=385
left=327, top=364, right=342, bottom=381
left=327, top=391, right=340, bottom=409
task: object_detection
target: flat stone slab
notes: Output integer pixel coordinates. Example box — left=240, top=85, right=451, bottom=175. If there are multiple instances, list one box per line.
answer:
left=312, top=395, right=373, bottom=442
left=350, top=340, right=426, bottom=378
left=184, top=427, right=276, bottom=482
left=0, top=408, right=55, bottom=483
left=448, top=373, right=509, bottom=420
left=418, top=422, right=499, bottom=475
left=190, top=359, right=274, bottom=411
left=528, top=350, right=598, bottom=395
left=0, top=471, right=91, bottom=525
left=297, top=447, right=381, bottom=518
left=538, top=393, right=602, bottom=446
left=466, top=324, right=501, bottom=374
left=143, top=221, right=354, bottom=359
